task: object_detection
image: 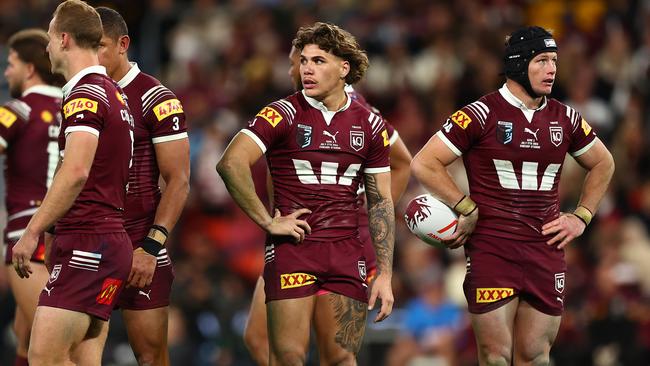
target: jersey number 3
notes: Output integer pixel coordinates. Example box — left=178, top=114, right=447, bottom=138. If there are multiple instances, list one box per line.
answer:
left=493, top=159, right=561, bottom=191
left=292, top=159, right=361, bottom=186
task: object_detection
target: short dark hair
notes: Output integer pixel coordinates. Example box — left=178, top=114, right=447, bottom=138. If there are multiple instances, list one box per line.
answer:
left=95, top=6, right=129, bottom=41
left=8, top=29, right=65, bottom=86
left=292, top=22, right=369, bottom=85
left=52, top=0, right=103, bottom=50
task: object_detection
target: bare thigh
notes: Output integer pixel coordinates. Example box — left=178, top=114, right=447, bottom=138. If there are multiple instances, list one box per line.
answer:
left=244, top=276, right=270, bottom=366
left=122, top=307, right=170, bottom=366
left=513, top=300, right=561, bottom=365
left=8, top=262, right=49, bottom=324
left=470, top=298, right=519, bottom=365
left=312, top=293, right=367, bottom=366
left=267, top=296, right=315, bottom=366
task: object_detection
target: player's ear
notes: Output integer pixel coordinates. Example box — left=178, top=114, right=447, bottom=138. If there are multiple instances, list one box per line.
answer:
left=24, top=63, right=36, bottom=80
left=340, top=60, right=350, bottom=80
left=118, top=35, right=130, bottom=55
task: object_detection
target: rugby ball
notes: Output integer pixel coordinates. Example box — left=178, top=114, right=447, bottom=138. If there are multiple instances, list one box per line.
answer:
left=404, top=194, right=458, bottom=248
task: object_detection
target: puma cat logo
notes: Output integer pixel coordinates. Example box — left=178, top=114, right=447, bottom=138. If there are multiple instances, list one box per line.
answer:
left=323, top=130, right=339, bottom=143
left=524, top=127, right=539, bottom=140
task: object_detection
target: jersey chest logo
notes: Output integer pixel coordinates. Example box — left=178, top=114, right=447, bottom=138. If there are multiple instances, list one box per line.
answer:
left=549, top=126, right=563, bottom=146
left=350, top=131, right=364, bottom=151
left=496, top=121, right=513, bottom=144
left=296, top=124, right=313, bottom=148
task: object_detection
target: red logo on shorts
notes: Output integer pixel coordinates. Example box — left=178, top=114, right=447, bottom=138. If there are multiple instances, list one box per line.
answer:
left=96, top=278, right=122, bottom=305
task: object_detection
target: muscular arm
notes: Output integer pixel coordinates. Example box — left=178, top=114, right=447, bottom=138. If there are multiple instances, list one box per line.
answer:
left=389, top=135, right=412, bottom=203
left=153, top=138, right=190, bottom=231
left=217, top=132, right=272, bottom=229
left=24, top=131, right=97, bottom=236
left=364, top=171, right=394, bottom=274
left=573, top=139, right=615, bottom=212
left=411, top=134, right=463, bottom=207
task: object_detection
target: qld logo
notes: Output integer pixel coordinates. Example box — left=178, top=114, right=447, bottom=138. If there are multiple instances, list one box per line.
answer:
left=549, top=126, right=563, bottom=147
left=296, top=124, right=312, bottom=148
left=49, top=264, right=62, bottom=284
left=350, top=131, right=365, bottom=151
left=554, top=272, right=565, bottom=293
left=358, top=261, right=367, bottom=281
left=497, top=121, right=513, bottom=144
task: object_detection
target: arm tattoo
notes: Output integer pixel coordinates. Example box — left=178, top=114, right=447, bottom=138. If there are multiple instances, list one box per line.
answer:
left=365, top=174, right=395, bottom=274
left=328, top=294, right=367, bottom=354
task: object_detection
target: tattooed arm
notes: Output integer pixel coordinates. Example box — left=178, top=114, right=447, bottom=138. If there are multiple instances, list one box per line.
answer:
left=364, top=171, right=395, bottom=322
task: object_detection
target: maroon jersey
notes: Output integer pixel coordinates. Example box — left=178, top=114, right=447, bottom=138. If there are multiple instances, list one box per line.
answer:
left=243, top=90, right=391, bottom=241
left=0, top=86, right=61, bottom=244
left=117, top=63, right=188, bottom=237
left=56, top=66, right=133, bottom=234
left=438, top=84, right=597, bottom=241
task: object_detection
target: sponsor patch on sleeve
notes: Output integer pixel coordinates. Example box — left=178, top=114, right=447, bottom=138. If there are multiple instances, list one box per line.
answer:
left=581, top=118, right=592, bottom=136
left=153, top=98, right=184, bottom=121
left=382, top=129, right=389, bottom=146
left=256, top=106, right=283, bottom=127
left=451, top=110, right=472, bottom=129
left=63, top=98, right=98, bottom=119
left=0, top=107, right=17, bottom=128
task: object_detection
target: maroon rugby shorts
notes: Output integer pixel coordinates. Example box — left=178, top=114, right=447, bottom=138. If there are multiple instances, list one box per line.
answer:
left=38, top=232, right=132, bottom=321
left=264, top=236, right=370, bottom=304
left=463, top=235, right=566, bottom=316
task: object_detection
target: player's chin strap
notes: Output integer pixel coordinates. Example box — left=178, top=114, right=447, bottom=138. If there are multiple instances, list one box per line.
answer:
left=453, top=195, right=478, bottom=216
left=572, top=206, right=593, bottom=227
left=138, top=224, right=169, bottom=256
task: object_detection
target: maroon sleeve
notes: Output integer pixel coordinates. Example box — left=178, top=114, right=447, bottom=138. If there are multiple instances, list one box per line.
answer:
left=242, top=100, right=293, bottom=153
left=567, top=108, right=597, bottom=156
left=61, top=89, right=106, bottom=136
left=437, top=101, right=487, bottom=155
left=0, top=100, right=30, bottom=148
left=364, top=111, right=390, bottom=172
left=142, top=85, right=188, bottom=143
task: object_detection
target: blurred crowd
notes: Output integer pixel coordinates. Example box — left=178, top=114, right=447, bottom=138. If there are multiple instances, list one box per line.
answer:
left=1, top=0, right=650, bottom=365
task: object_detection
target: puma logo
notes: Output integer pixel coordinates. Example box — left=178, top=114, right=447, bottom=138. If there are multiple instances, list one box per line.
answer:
left=138, top=290, right=151, bottom=300
left=524, top=127, right=539, bottom=140
left=323, top=130, right=339, bottom=143
left=44, top=286, right=53, bottom=296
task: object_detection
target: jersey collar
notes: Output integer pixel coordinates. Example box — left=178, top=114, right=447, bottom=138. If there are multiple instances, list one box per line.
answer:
left=301, top=89, right=352, bottom=113
left=62, top=65, right=107, bottom=98
left=499, top=83, right=547, bottom=112
left=118, top=62, right=140, bottom=88
left=22, top=85, right=63, bottom=98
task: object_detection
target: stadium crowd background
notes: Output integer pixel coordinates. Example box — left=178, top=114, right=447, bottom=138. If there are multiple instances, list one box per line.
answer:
left=0, top=0, right=649, bottom=365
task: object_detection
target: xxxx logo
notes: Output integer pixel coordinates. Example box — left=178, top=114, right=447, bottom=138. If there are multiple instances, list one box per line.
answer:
left=256, top=106, right=283, bottom=127
left=450, top=110, right=472, bottom=129
left=280, top=272, right=316, bottom=289
left=476, top=287, right=514, bottom=303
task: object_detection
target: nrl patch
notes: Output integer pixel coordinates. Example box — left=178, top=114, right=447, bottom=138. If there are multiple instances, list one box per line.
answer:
left=549, top=126, right=563, bottom=147
left=296, top=124, right=312, bottom=148
left=350, top=131, right=365, bottom=151
left=496, top=121, right=513, bottom=144
left=555, top=272, right=565, bottom=293
left=358, top=260, right=367, bottom=281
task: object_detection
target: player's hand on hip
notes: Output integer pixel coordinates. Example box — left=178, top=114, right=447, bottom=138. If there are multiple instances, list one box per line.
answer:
left=368, top=272, right=394, bottom=322
left=127, top=248, right=157, bottom=288
left=442, top=208, right=479, bottom=249
left=12, top=231, right=39, bottom=278
left=266, top=208, right=312, bottom=243
left=542, top=213, right=585, bottom=249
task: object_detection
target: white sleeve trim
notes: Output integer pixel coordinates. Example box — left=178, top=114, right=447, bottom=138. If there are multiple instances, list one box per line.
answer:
left=389, top=130, right=399, bottom=145
left=240, top=129, right=267, bottom=154
left=364, top=166, right=391, bottom=174
left=65, top=125, right=100, bottom=138
left=570, top=137, right=598, bottom=157
left=436, top=130, right=462, bottom=156
left=152, top=132, right=188, bottom=144
left=0, top=136, right=7, bottom=148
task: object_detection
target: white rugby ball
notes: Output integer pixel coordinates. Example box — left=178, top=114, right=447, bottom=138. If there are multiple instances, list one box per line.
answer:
left=404, top=194, right=458, bottom=248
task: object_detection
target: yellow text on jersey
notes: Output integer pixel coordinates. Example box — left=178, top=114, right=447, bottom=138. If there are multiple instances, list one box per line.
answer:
left=63, top=98, right=98, bottom=119
left=256, top=106, right=283, bottom=127
left=451, top=110, right=472, bottom=129
left=153, top=98, right=184, bottom=121
left=476, top=287, right=514, bottom=303
left=382, top=129, right=390, bottom=146
left=280, top=272, right=316, bottom=289
left=0, top=107, right=17, bottom=128
left=581, top=118, right=592, bottom=136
